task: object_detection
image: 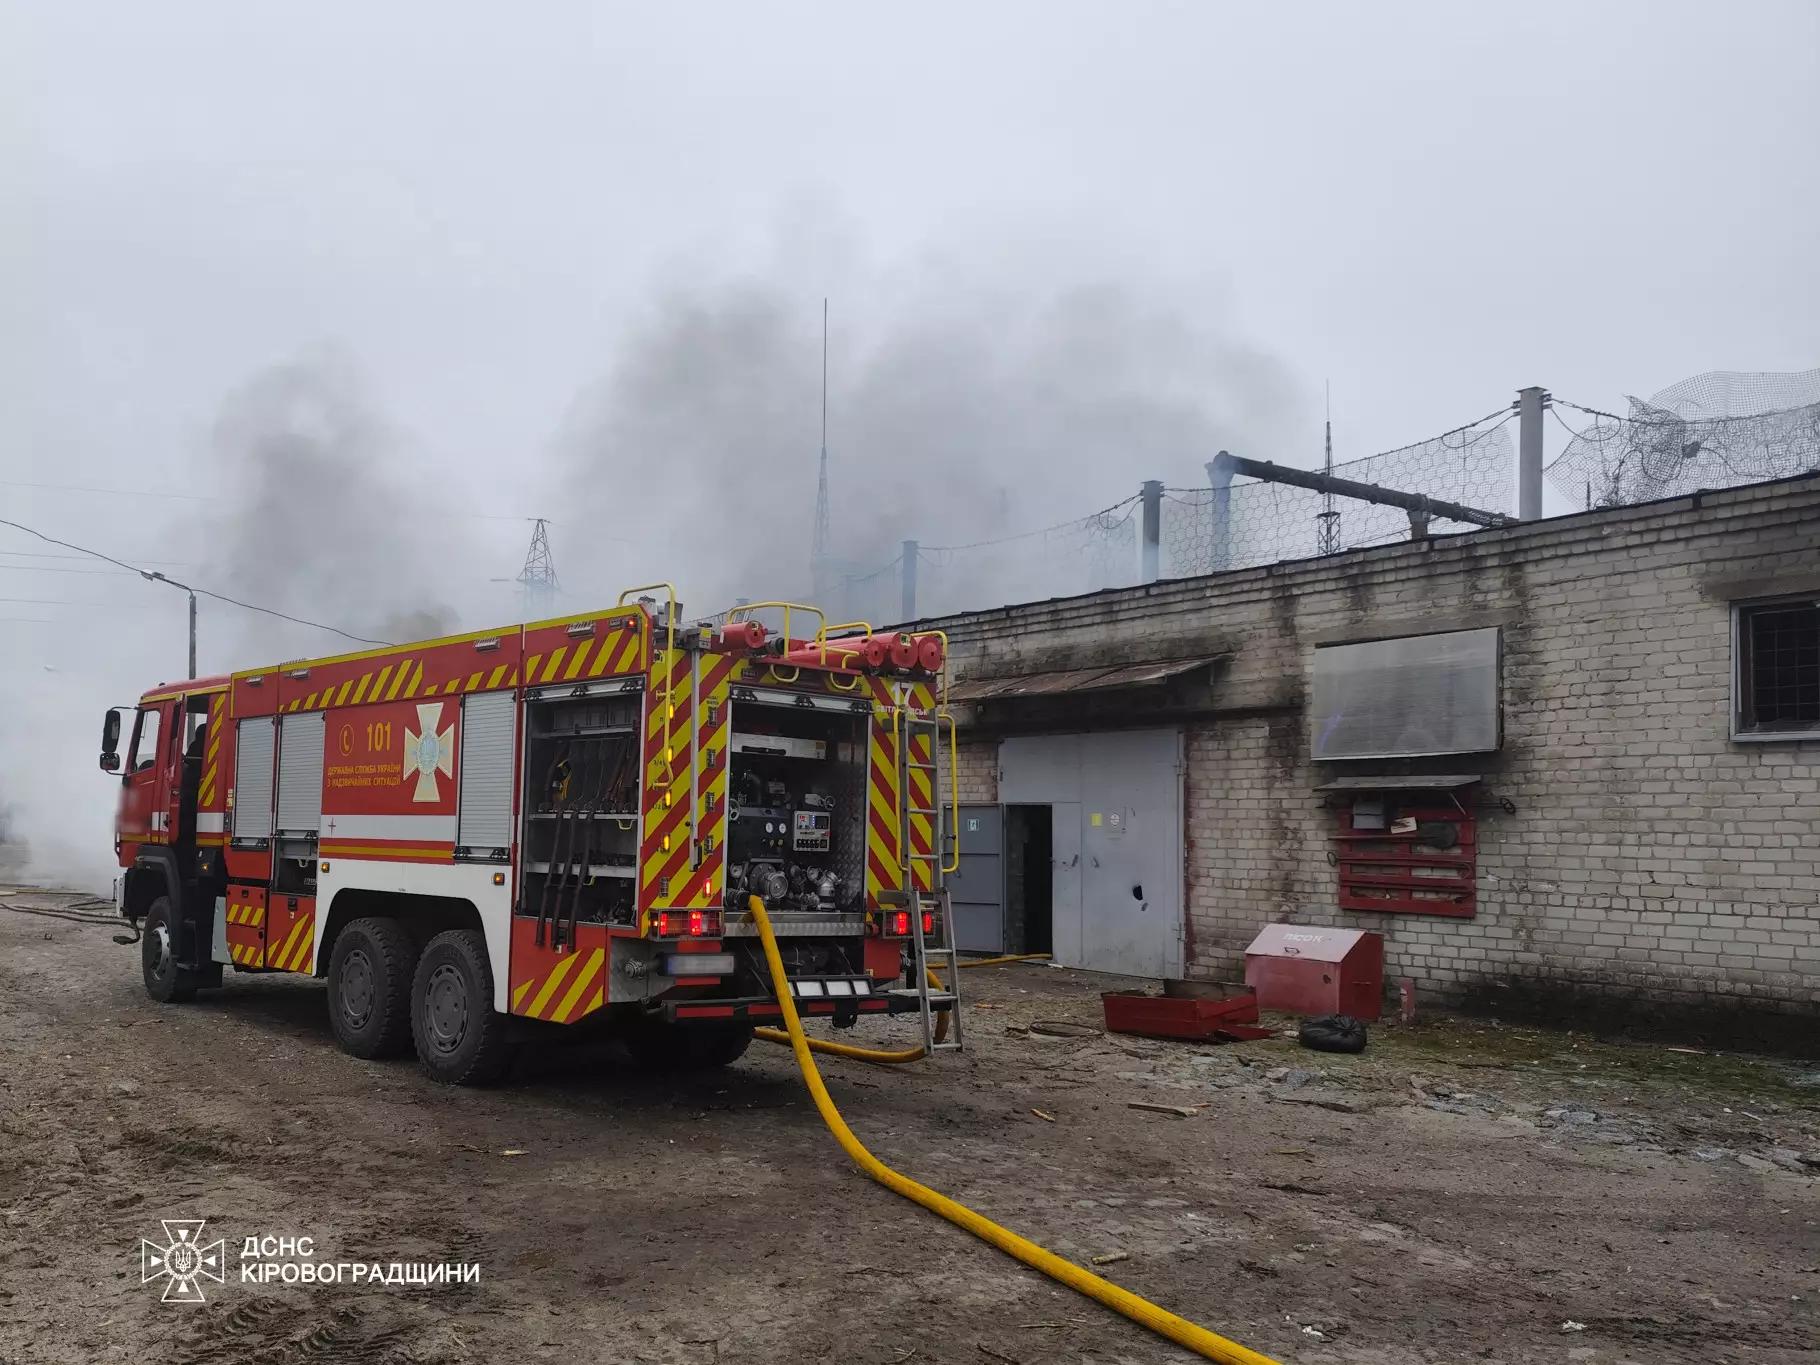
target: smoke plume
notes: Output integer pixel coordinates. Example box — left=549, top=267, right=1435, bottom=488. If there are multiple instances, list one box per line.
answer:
left=555, top=265, right=1305, bottom=618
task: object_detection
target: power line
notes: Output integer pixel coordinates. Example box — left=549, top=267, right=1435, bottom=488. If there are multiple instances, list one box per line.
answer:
left=0, top=478, right=214, bottom=501
left=922, top=495, right=1142, bottom=554
left=0, top=564, right=143, bottom=576
left=0, top=517, right=390, bottom=646
left=0, top=549, right=192, bottom=564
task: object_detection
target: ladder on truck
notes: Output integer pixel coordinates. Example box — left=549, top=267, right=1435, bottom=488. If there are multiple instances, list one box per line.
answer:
left=890, top=706, right=962, bottom=1053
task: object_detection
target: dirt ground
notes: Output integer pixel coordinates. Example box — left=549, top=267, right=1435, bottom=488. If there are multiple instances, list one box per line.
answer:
left=1, top=888, right=1816, bottom=1365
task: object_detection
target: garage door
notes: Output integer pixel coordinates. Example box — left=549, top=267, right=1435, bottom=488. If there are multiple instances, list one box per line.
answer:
left=998, top=729, right=1183, bottom=980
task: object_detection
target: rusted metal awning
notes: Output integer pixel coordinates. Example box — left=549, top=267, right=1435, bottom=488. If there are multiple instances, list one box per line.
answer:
left=1315, top=774, right=1481, bottom=791
left=948, top=655, right=1223, bottom=702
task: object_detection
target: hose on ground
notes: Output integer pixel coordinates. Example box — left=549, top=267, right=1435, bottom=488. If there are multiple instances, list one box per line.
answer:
left=745, top=895, right=1279, bottom=1365
left=755, top=961, right=950, bottom=1063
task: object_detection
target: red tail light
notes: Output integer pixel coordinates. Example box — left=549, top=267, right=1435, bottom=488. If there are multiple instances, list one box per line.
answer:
left=922, top=910, right=935, bottom=935
left=889, top=911, right=910, bottom=937
left=656, top=909, right=719, bottom=938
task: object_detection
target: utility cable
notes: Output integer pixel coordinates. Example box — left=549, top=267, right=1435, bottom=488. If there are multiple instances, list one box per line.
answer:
left=0, top=517, right=391, bottom=646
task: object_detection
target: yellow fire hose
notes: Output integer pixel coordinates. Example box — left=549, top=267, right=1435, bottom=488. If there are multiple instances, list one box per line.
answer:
left=745, top=896, right=1279, bottom=1365
left=756, top=964, right=948, bottom=1062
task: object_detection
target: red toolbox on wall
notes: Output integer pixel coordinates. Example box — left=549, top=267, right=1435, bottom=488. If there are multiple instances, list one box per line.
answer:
left=1243, top=924, right=1384, bottom=1020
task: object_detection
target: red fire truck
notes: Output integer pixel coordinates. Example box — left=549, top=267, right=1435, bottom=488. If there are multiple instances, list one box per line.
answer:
left=101, top=589, right=962, bottom=1084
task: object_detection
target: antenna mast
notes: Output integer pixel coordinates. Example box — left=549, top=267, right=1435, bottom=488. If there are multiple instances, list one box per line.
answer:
left=1316, top=381, right=1340, bottom=555
left=811, top=298, right=833, bottom=599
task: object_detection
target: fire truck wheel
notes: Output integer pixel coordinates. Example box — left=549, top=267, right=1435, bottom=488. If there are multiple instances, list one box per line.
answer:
left=411, top=930, right=511, bottom=1086
left=688, top=1022, right=755, bottom=1069
left=626, top=1019, right=754, bottom=1071
left=327, top=918, right=417, bottom=1060
left=141, top=896, right=198, bottom=1003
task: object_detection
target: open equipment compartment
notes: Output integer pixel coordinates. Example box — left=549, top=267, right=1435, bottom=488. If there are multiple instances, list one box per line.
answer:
left=722, top=692, right=870, bottom=943
left=518, top=691, right=642, bottom=932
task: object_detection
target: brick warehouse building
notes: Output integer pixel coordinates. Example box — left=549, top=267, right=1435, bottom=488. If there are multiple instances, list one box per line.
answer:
left=920, top=474, right=1820, bottom=1043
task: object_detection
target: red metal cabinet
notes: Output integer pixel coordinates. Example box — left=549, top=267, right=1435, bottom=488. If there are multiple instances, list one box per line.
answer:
left=1243, top=923, right=1383, bottom=1021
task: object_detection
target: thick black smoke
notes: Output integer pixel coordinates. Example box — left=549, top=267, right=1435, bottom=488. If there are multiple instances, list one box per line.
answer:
left=556, top=271, right=1305, bottom=616
left=202, top=351, right=462, bottom=661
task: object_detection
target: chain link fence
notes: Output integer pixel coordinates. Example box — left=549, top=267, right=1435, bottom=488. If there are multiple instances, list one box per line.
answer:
left=823, top=370, right=1820, bottom=627
left=1161, top=414, right=1514, bottom=578
left=830, top=408, right=1517, bottom=623
left=832, top=498, right=1141, bottom=625
left=1546, top=368, right=1820, bottom=509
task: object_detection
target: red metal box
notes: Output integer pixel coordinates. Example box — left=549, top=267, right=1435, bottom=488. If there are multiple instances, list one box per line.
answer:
left=1101, top=988, right=1268, bottom=1041
left=1243, top=923, right=1383, bottom=1021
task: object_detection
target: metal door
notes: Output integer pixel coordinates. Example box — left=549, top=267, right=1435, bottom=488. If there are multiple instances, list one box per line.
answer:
left=946, top=804, right=1004, bottom=953
left=1078, top=730, right=1182, bottom=980
left=999, top=730, right=1181, bottom=979
left=1048, top=800, right=1084, bottom=968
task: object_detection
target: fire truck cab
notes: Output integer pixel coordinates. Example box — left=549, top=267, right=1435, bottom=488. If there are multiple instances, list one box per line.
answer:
left=102, top=592, right=960, bottom=1084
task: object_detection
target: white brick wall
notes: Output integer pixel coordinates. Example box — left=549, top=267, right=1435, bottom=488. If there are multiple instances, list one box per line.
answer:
left=920, top=478, right=1820, bottom=1018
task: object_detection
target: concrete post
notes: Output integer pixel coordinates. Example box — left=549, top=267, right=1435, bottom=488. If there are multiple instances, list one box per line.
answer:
left=1140, top=480, right=1163, bottom=583
left=1517, top=386, right=1546, bottom=521
left=1205, top=454, right=1235, bottom=572
left=900, top=539, right=918, bottom=621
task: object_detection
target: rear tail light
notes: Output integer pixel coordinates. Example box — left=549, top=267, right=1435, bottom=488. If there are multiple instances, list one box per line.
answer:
left=888, top=911, right=910, bottom=937
left=922, top=910, right=935, bottom=935
left=655, top=909, right=721, bottom=937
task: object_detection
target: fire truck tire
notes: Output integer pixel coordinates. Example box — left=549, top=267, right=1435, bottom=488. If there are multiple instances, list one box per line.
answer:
left=627, top=1018, right=754, bottom=1071
left=410, top=930, right=511, bottom=1086
left=327, top=918, right=417, bottom=1060
left=688, top=1022, right=755, bottom=1069
left=141, top=897, right=198, bottom=1003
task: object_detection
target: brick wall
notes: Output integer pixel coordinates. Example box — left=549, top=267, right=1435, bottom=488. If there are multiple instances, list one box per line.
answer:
left=916, top=476, right=1820, bottom=1027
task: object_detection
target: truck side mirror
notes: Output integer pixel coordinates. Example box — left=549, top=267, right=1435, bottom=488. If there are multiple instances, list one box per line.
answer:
left=100, top=708, right=122, bottom=772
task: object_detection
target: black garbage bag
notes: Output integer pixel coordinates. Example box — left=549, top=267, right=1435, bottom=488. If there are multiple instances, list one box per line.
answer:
left=1298, top=1013, right=1368, bottom=1054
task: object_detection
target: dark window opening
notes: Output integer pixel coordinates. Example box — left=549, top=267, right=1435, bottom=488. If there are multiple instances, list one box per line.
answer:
left=1737, top=600, right=1820, bottom=736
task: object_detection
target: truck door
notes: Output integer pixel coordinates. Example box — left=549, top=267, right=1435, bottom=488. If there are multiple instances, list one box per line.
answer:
left=118, top=701, right=177, bottom=847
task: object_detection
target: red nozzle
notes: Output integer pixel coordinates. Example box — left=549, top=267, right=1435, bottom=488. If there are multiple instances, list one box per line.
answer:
left=714, top=620, right=768, bottom=652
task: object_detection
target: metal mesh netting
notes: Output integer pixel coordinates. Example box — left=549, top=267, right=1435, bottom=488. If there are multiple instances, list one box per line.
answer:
left=1546, top=368, right=1820, bottom=508
left=834, top=498, right=1141, bottom=625
left=1161, top=415, right=1515, bottom=578
left=829, top=409, right=1519, bottom=623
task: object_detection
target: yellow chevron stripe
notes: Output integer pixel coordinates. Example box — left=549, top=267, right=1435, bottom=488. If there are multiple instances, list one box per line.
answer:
left=465, top=670, right=482, bottom=691
left=402, top=662, right=424, bottom=698
left=487, top=663, right=508, bottom=689
left=512, top=977, right=534, bottom=1011
left=552, top=949, right=604, bottom=1022
left=273, top=916, right=309, bottom=971
left=424, top=683, right=439, bottom=696
left=335, top=679, right=354, bottom=705
left=372, top=664, right=395, bottom=700
left=385, top=659, right=412, bottom=701
left=562, top=638, right=593, bottom=679
left=527, top=953, right=579, bottom=1018
left=539, top=646, right=568, bottom=684
left=523, top=654, right=542, bottom=683
left=351, top=672, right=372, bottom=704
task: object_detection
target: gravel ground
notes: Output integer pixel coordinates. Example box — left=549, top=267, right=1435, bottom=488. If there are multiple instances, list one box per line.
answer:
left=1, top=886, right=1817, bottom=1365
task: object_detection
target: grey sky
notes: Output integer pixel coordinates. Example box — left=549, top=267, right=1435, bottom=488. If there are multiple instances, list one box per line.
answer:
left=4, top=1, right=1818, bottom=882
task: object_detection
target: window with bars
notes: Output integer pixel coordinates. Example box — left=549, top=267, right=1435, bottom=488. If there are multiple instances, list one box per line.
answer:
left=1733, top=598, right=1820, bottom=739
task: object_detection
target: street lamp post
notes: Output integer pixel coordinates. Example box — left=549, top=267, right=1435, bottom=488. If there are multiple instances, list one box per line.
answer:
left=143, top=571, right=199, bottom=678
